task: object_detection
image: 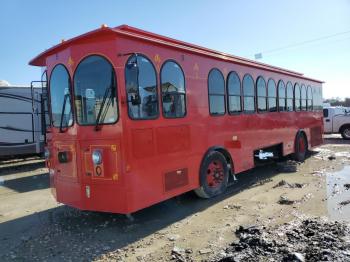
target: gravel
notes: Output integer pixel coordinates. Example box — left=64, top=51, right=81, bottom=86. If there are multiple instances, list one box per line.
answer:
left=213, top=218, right=350, bottom=262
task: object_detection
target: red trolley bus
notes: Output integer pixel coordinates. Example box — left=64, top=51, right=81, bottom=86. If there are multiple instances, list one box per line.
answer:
left=29, top=25, right=323, bottom=214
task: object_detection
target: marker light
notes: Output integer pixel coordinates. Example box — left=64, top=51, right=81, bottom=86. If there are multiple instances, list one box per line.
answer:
left=92, top=150, right=102, bottom=165
left=44, top=148, right=50, bottom=160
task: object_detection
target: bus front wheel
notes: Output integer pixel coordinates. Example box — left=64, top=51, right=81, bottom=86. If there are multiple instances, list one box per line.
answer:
left=292, top=133, right=308, bottom=162
left=195, top=151, right=229, bottom=198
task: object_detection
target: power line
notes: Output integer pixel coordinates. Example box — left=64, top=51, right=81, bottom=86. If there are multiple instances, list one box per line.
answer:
left=254, top=29, right=350, bottom=59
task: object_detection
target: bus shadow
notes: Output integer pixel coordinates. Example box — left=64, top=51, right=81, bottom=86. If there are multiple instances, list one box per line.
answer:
left=1, top=172, right=49, bottom=193
left=0, top=160, right=45, bottom=177
left=0, top=163, right=284, bottom=261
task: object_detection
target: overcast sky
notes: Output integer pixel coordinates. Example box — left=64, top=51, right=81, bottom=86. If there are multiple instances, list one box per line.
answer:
left=1, top=0, right=349, bottom=98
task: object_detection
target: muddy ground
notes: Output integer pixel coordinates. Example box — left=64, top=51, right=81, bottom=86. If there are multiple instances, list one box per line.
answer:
left=0, top=135, right=350, bottom=261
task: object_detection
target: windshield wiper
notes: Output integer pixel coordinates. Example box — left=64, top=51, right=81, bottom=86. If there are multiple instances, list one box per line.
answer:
left=59, top=94, right=70, bottom=133
left=95, top=87, right=112, bottom=131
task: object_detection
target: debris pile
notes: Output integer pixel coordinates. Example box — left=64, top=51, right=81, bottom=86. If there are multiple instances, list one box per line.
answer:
left=278, top=195, right=296, bottom=205
left=273, top=180, right=305, bottom=189
left=214, top=218, right=350, bottom=262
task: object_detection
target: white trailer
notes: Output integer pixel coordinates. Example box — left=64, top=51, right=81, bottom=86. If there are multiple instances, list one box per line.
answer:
left=323, top=106, right=350, bottom=140
left=0, top=85, right=46, bottom=157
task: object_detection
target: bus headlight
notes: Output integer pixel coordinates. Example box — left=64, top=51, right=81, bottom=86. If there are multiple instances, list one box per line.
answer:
left=44, top=148, right=50, bottom=160
left=92, top=150, right=102, bottom=165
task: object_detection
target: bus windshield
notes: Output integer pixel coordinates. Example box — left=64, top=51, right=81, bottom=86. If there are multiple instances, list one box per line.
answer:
left=74, top=55, right=118, bottom=126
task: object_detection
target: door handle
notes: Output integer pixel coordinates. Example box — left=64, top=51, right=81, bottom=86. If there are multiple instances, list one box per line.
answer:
left=325, top=119, right=330, bottom=122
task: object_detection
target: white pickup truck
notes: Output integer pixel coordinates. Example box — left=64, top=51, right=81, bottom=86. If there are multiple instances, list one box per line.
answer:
left=323, top=107, right=350, bottom=140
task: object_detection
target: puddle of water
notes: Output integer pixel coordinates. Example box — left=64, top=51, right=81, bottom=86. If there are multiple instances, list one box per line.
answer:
left=327, top=166, right=350, bottom=221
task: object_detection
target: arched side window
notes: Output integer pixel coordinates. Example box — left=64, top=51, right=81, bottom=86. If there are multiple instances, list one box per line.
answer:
left=257, top=76, right=267, bottom=112
left=49, top=64, right=73, bottom=128
left=301, top=84, right=307, bottom=111
left=267, top=79, right=277, bottom=112
left=125, top=54, right=158, bottom=120
left=160, top=60, right=186, bottom=118
left=74, top=55, right=118, bottom=125
left=227, top=71, right=241, bottom=113
left=208, top=68, right=225, bottom=115
left=307, top=85, right=313, bottom=111
left=286, top=82, right=293, bottom=112
left=278, top=80, right=286, bottom=112
left=294, top=83, right=301, bottom=111
left=243, top=74, right=255, bottom=113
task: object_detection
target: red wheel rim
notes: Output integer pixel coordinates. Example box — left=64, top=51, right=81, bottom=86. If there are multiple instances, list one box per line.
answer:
left=206, top=160, right=224, bottom=188
left=298, top=137, right=306, bottom=153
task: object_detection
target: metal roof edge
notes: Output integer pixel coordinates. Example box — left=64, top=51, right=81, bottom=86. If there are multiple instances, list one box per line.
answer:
left=29, top=25, right=323, bottom=83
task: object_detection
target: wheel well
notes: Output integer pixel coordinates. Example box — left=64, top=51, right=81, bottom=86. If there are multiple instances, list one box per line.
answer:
left=296, top=130, right=307, bottom=142
left=294, top=130, right=308, bottom=150
left=339, top=124, right=350, bottom=133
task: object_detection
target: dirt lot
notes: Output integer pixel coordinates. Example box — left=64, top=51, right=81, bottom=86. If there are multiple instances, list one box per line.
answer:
left=1, top=135, right=350, bottom=261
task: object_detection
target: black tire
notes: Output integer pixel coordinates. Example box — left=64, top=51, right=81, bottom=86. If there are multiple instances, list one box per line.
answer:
left=341, top=125, right=350, bottom=140
left=292, top=132, right=308, bottom=162
left=194, top=151, right=229, bottom=198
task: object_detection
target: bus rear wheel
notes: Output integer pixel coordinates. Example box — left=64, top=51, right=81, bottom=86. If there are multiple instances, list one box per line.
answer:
left=195, top=151, right=229, bottom=198
left=292, top=133, right=308, bottom=162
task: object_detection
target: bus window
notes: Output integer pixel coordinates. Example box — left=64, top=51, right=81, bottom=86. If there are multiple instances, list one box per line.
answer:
left=256, top=76, right=267, bottom=112
left=286, top=82, right=293, bottom=112
left=294, top=83, right=301, bottom=111
left=227, top=71, right=241, bottom=113
left=160, top=60, right=186, bottom=118
left=301, top=84, right=307, bottom=111
left=74, top=55, right=118, bottom=125
left=243, top=74, right=255, bottom=113
left=49, top=64, right=73, bottom=128
left=307, top=85, right=313, bottom=111
left=208, top=68, right=225, bottom=115
left=267, top=79, right=277, bottom=112
left=125, top=54, right=158, bottom=120
left=278, top=80, right=286, bottom=112
left=313, top=86, right=322, bottom=111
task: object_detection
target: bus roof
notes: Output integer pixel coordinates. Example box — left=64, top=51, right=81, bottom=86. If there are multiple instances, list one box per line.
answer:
left=29, top=25, right=323, bottom=83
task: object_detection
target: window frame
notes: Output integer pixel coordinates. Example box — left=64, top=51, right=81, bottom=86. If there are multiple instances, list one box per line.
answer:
left=73, top=54, right=119, bottom=126
left=41, top=70, right=52, bottom=128
left=267, top=78, right=277, bottom=112
left=124, top=53, right=159, bottom=121
left=208, top=68, right=226, bottom=116
left=256, top=76, right=267, bottom=113
left=160, top=59, right=187, bottom=119
left=242, top=74, right=256, bottom=114
left=49, top=63, right=74, bottom=128
left=226, top=71, right=242, bottom=114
